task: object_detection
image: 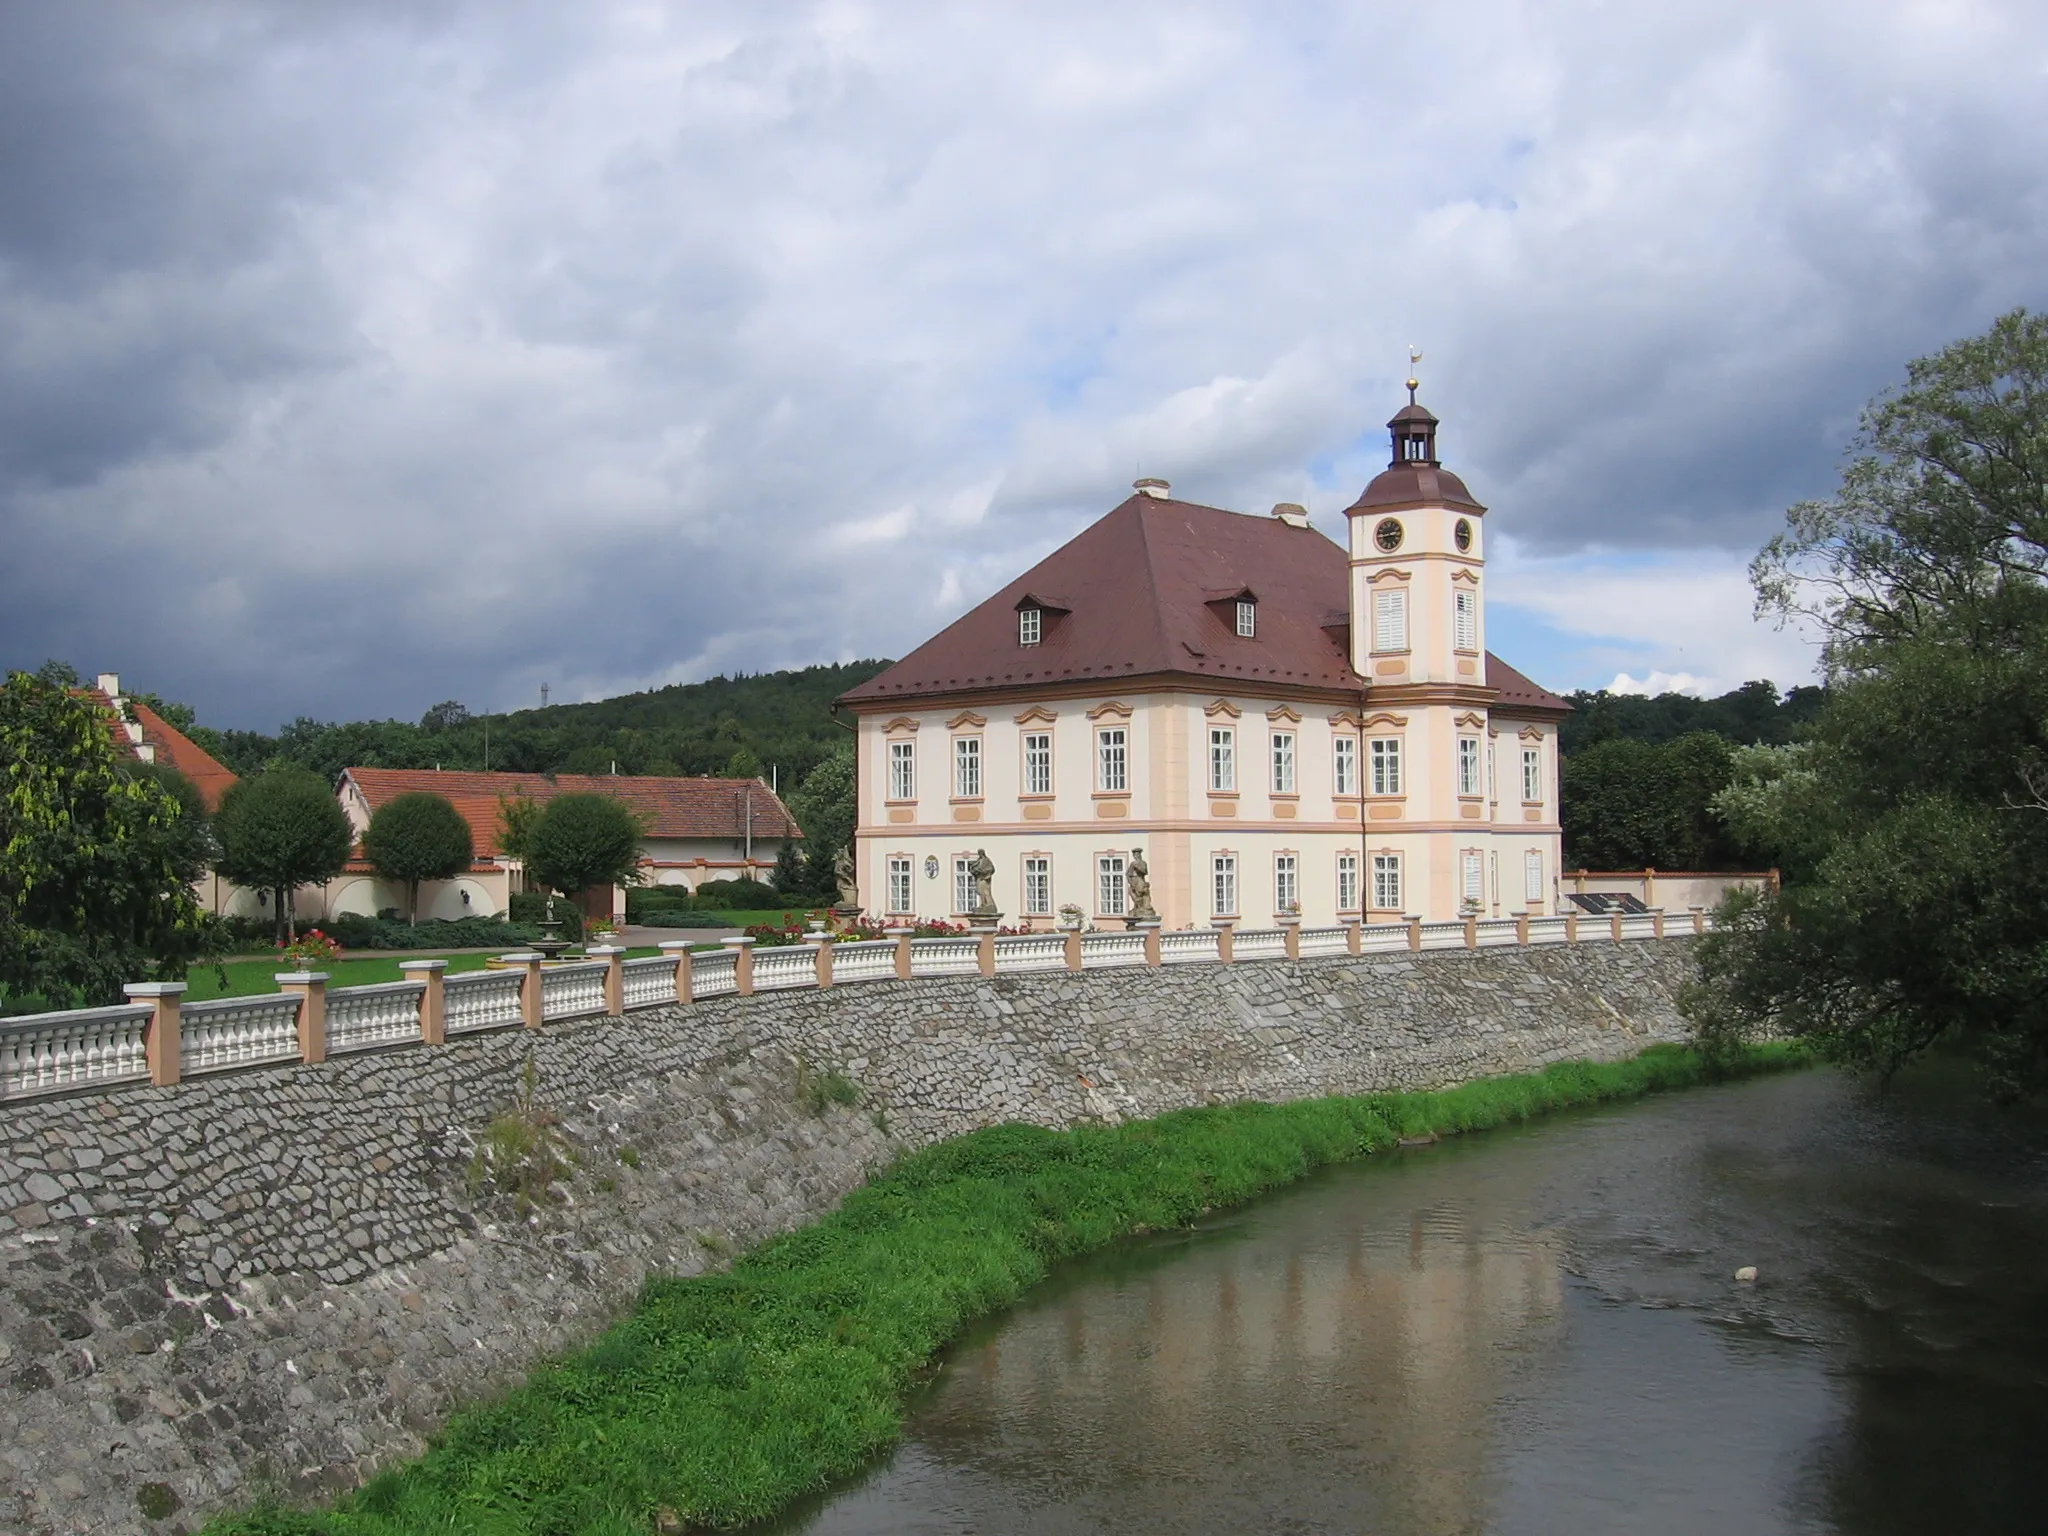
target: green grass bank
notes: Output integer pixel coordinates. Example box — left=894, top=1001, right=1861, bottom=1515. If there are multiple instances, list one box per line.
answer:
left=208, top=1042, right=1802, bottom=1536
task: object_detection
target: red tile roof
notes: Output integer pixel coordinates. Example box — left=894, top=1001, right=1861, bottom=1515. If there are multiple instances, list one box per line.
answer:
left=839, top=494, right=1570, bottom=715
left=82, top=689, right=240, bottom=811
left=341, top=768, right=802, bottom=854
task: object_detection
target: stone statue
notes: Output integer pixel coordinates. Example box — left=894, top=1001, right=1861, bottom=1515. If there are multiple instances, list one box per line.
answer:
left=833, top=844, right=858, bottom=910
left=969, top=847, right=998, bottom=917
left=1127, top=847, right=1156, bottom=921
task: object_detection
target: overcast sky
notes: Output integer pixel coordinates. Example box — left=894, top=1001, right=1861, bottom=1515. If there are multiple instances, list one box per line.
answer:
left=3, top=2, right=2044, bottom=729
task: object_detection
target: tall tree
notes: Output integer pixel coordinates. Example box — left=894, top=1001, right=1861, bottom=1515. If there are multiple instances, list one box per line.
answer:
left=1687, top=310, right=2048, bottom=1095
left=525, top=794, right=645, bottom=905
left=786, top=745, right=854, bottom=898
left=0, top=672, right=221, bottom=1008
left=1561, top=732, right=1737, bottom=870
left=212, top=765, right=354, bottom=942
left=362, top=791, right=474, bottom=922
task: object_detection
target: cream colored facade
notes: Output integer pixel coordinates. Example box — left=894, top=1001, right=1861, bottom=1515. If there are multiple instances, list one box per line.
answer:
left=848, top=409, right=1566, bottom=927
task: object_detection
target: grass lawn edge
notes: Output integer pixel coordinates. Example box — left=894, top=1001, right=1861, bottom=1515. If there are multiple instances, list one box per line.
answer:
left=205, top=1041, right=1806, bottom=1536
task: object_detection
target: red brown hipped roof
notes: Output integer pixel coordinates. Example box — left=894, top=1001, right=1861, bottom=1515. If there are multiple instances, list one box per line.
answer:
left=340, top=768, right=802, bottom=855
left=81, top=689, right=240, bottom=811
left=838, top=494, right=1570, bottom=715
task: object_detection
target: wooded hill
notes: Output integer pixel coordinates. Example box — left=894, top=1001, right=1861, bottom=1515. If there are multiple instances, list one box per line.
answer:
left=1557, top=679, right=1823, bottom=755
left=186, top=661, right=891, bottom=789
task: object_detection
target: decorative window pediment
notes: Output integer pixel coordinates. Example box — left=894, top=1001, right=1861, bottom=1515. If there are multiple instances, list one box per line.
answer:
left=1204, top=699, right=1242, bottom=719
left=882, top=717, right=921, bottom=735
left=947, top=710, right=988, bottom=730
left=1453, top=710, right=1488, bottom=729
left=1013, top=704, right=1059, bottom=725
left=1518, top=724, right=1544, bottom=741
left=1086, top=700, right=1134, bottom=720
left=1365, top=567, right=1413, bottom=586
left=1361, top=711, right=1410, bottom=728
left=1265, top=704, right=1302, bottom=723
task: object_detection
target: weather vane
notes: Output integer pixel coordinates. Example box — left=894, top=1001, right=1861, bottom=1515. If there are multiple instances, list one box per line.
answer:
left=1407, top=345, right=1422, bottom=403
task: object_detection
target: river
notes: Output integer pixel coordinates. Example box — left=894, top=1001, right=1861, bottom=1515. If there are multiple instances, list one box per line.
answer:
left=766, top=1066, right=2048, bottom=1534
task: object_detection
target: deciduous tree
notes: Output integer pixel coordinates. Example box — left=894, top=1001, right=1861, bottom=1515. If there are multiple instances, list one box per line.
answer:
left=212, top=765, right=353, bottom=943
left=363, top=791, right=473, bottom=922
left=525, top=794, right=645, bottom=903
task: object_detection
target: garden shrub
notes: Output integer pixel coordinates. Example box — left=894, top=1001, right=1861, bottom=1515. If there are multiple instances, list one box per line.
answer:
left=691, top=877, right=782, bottom=909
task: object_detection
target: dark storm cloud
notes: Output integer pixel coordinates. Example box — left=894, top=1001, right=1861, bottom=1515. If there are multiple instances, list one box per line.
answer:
left=2, top=0, right=2045, bottom=722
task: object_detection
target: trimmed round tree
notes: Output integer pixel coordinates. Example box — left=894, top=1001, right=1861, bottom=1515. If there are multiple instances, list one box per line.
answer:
left=213, top=765, right=354, bottom=943
left=363, top=791, right=474, bottom=923
left=525, top=793, right=645, bottom=917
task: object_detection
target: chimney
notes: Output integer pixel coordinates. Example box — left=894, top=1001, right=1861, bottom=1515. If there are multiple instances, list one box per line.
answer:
left=1133, top=477, right=1171, bottom=500
left=97, top=672, right=120, bottom=699
left=1271, top=503, right=1309, bottom=528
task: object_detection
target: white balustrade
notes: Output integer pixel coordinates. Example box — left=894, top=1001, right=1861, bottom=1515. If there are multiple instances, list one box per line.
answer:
left=910, top=937, right=980, bottom=977
left=753, top=944, right=821, bottom=992
left=1299, top=926, right=1352, bottom=958
left=1160, top=929, right=1220, bottom=964
left=1418, top=920, right=1468, bottom=950
left=830, top=939, right=898, bottom=984
left=621, top=956, right=676, bottom=1010
left=541, top=962, right=608, bottom=1021
left=1359, top=923, right=1412, bottom=953
left=993, top=934, right=1068, bottom=972
left=324, top=981, right=425, bottom=1055
left=691, top=948, right=740, bottom=997
left=0, top=1005, right=151, bottom=1099
left=1080, top=931, right=1147, bottom=968
left=1233, top=927, right=1289, bottom=961
left=1526, top=914, right=1571, bottom=945
left=444, top=969, right=525, bottom=1034
left=1619, top=911, right=1662, bottom=941
left=181, top=995, right=302, bottom=1075
left=1474, top=918, right=1522, bottom=948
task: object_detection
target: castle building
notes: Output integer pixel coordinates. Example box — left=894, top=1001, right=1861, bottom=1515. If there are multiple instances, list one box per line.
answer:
left=837, top=394, right=1570, bottom=927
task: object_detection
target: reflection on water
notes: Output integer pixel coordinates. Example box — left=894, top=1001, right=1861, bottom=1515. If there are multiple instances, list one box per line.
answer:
left=768, top=1068, right=2048, bottom=1535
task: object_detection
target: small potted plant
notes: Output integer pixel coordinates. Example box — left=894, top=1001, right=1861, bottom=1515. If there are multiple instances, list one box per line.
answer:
left=278, top=928, right=343, bottom=970
left=1057, top=903, right=1085, bottom=932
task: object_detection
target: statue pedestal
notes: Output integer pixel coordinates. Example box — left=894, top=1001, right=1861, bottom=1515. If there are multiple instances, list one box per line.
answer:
left=969, top=914, right=1003, bottom=933
left=829, top=905, right=862, bottom=932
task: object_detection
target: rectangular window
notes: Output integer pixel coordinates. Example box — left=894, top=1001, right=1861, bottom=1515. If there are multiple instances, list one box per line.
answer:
left=1453, top=588, right=1477, bottom=651
left=887, top=856, right=912, bottom=914
left=953, top=736, right=981, bottom=798
left=1096, top=727, right=1128, bottom=793
left=1333, top=736, right=1357, bottom=797
left=1209, top=727, right=1236, bottom=792
left=1274, top=854, right=1299, bottom=914
left=1019, top=608, right=1041, bottom=646
left=954, top=857, right=975, bottom=915
left=1236, top=599, right=1256, bottom=638
left=1370, top=737, right=1402, bottom=796
left=1024, top=855, right=1052, bottom=915
left=1462, top=850, right=1484, bottom=907
left=1271, top=732, right=1296, bottom=794
left=1373, top=853, right=1402, bottom=911
left=1023, top=732, right=1053, bottom=796
left=1212, top=854, right=1238, bottom=916
left=1524, top=849, right=1544, bottom=902
left=888, top=740, right=916, bottom=800
left=1458, top=736, right=1481, bottom=796
left=1522, top=745, right=1542, bottom=802
left=1372, top=588, right=1408, bottom=653
left=1097, top=853, right=1127, bottom=916
left=1337, top=851, right=1359, bottom=912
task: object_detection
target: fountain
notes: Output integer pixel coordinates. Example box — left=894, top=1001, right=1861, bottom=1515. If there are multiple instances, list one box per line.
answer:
left=531, top=892, right=574, bottom=962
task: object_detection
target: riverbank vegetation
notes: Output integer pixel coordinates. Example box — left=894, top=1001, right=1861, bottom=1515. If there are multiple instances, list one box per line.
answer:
left=1685, top=310, right=2048, bottom=1099
left=207, top=1042, right=1798, bottom=1536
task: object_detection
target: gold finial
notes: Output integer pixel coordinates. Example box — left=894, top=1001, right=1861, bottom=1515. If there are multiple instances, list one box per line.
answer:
left=1406, top=345, right=1422, bottom=402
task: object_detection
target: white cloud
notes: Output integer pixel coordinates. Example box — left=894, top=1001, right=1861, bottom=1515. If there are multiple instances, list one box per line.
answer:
left=0, top=1, right=2040, bottom=725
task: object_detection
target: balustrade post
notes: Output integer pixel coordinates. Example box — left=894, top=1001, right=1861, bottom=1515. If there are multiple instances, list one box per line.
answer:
left=1406, top=915, right=1423, bottom=952
left=1565, top=910, right=1580, bottom=943
left=723, top=936, right=756, bottom=996
left=1064, top=929, right=1084, bottom=970
left=1344, top=919, right=1362, bottom=956
left=1652, top=907, right=1667, bottom=940
left=976, top=930, right=997, bottom=978
left=587, top=944, right=626, bottom=1016
left=501, top=953, right=545, bottom=1029
left=1689, top=904, right=1706, bottom=935
left=278, top=972, right=329, bottom=1064
left=1138, top=918, right=1162, bottom=966
left=1280, top=916, right=1301, bottom=961
left=400, top=959, right=447, bottom=1044
left=1516, top=912, right=1530, bottom=945
left=125, top=981, right=185, bottom=1087
left=1462, top=916, right=1478, bottom=949
left=1211, top=919, right=1235, bottom=964
left=888, top=927, right=914, bottom=980
left=659, top=939, right=695, bottom=1004
left=816, top=937, right=835, bottom=988
left=1609, top=912, right=1624, bottom=943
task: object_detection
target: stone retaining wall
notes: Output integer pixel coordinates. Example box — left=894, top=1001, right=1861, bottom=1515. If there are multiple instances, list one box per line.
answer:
left=0, top=939, right=1696, bottom=1535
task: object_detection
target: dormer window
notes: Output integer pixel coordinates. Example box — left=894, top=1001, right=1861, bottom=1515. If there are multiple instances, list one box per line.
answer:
left=1235, top=599, right=1255, bottom=638
left=1019, top=608, right=1041, bottom=646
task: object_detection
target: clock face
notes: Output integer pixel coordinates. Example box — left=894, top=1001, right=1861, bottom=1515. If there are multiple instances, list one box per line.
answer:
left=1454, top=518, right=1473, bottom=552
left=1374, top=518, right=1403, bottom=553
